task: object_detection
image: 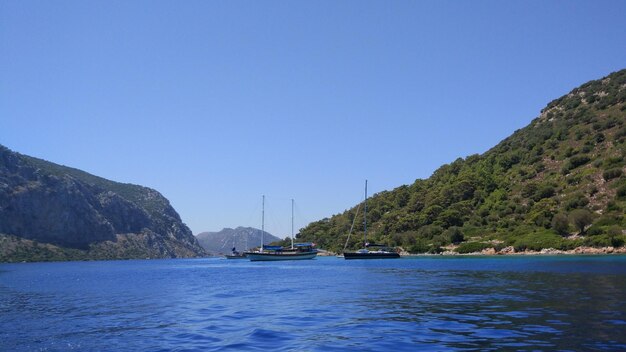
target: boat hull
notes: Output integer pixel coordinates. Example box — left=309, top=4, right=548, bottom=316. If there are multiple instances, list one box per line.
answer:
left=245, top=252, right=318, bottom=261
left=343, top=252, right=400, bottom=259
left=225, top=254, right=247, bottom=259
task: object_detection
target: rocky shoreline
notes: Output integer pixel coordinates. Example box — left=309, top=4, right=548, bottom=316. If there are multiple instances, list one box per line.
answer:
left=323, top=246, right=626, bottom=257
left=425, top=246, right=626, bottom=256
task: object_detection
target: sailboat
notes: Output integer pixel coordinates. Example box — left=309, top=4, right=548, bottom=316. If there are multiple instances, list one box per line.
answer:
left=244, top=197, right=318, bottom=261
left=225, top=247, right=247, bottom=259
left=343, top=180, right=400, bottom=259
left=336, top=202, right=361, bottom=258
left=225, top=237, right=247, bottom=259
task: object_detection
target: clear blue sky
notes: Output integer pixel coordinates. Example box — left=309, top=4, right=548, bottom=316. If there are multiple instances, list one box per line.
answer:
left=2, top=1, right=625, bottom=238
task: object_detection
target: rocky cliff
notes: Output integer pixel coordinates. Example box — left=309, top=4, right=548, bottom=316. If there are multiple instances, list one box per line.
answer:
left=0, top=145, right=207, bottom=261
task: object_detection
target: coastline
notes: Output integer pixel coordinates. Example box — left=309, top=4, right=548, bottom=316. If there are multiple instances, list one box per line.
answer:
left=398, top=246, right=626, bottom=257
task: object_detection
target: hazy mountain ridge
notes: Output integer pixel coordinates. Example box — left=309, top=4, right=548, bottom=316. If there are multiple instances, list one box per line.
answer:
left=298, top=69, right=626, bottom=253
left=196, top=227, right=281, bottom=254
left=0, top=146, right=207, bottom=262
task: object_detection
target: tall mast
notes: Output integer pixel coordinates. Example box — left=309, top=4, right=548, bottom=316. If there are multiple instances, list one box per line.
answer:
left=291, top=198, right=294, bottom=249
left=261, top=195, right=265, bottom=252
left=364, top=180, right=368, bottom=246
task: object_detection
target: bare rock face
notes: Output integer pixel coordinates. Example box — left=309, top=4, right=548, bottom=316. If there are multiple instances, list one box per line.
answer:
left=499, top=246, right=516, bottom=254
left=0, top=145, right=206, bottom=260
left=481, top=247, right=497, bottom=255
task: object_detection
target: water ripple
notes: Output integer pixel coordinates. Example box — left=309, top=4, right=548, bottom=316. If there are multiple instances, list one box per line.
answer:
left=1, top=256, right=626, bottom=351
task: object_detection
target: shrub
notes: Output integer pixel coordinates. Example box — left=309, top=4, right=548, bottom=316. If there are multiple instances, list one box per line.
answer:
left=607, top=226, right=623, bottom=237
left=611, top=236, right=625, bottom=247
left=551, top=213, right=570, bottom=236
left=606, top=227, right=626, bottom=247
left=607, top=201, right=622, bottom=212
left=456, top=242, right=492, bottom=254
left=566, top=174, right=582, bottom=186
left=562, top=238, right=585, bottom=250
left=570, top=155, right=591, bottom=168
left=444, top=227, right=465, bottom=244
left=417, top=225, right=444, bottom=240
left=533, top=185, right=556, bottom=201
left=522, top=182, right=538, bottom=198
left=604, top=156, right=624, bottom=168
left=430, top=234, right=445, bottom=247
left=586, top=225, right=604, bottom=236
left=595, top=133, right=606, bottom=144
left=603, top=168, right=623, bottom=181
left=594, top=214, right=623, bottom=227
left=564, top=193, right=589, bottom=210
left=562, top=155, right=591, bottom=174
left=408, top=239, right=431, bottom=254
left=513, top=231, right=565, bottom=251
left=428, top=246, right=444, bottom=254
left=583, top=234, right=613, bottom=247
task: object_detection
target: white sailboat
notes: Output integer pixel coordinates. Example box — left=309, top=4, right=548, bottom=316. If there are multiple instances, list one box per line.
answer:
left=225, top=234, right=247, bottom=259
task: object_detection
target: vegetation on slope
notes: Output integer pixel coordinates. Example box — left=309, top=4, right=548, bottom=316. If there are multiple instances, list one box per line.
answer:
left=297, top=69, right=626, bottom=253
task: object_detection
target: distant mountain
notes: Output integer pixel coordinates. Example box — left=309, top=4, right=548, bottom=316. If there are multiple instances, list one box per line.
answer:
left=0, top=145, right=207, bottom=262
left=196, top=227, right=281, bottom=254
left=299, top=69, right=626, bottom=254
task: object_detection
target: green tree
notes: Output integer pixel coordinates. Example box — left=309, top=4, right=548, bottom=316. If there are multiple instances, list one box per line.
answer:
left=551, top=213, right=570, bottom=236
left=528, top=198, right=557, bottom=228
left=569, top=209, right=593, bottom=235
left=439, top=208, right=464, bottom=228
left=416, top=225, right=444, bottom=240
left=444, top=226, right=465, bottom=244
left=408, top=239, right=430, bottom=253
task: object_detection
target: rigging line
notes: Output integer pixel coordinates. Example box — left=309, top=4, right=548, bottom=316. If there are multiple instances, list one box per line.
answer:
left=242, top=196, right=263, bottom=229
left=262, top=194, right=295, bottom=202
left=292, top=200, right=307, bottom=239
left=343, top=202, right=361, bottom=252
left=262, top=196, right=291, bottom=241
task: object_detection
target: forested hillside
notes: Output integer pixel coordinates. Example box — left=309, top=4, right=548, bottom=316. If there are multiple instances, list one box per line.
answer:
left=298, top=70, right=626, bottom=253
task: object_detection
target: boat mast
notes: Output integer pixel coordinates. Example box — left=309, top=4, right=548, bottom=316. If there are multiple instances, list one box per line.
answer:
left=291, top=198, right=295, bottom=249
left=364, top=179, right=368, bottom=247
left=261, top=195, right=265, bottom=253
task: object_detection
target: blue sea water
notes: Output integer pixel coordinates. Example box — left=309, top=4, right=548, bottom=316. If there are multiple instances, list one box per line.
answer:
left=1, top=256, right=626, bottom=351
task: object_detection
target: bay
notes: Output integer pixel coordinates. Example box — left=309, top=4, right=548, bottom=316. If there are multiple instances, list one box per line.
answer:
left=1, top=255, right=626, bottom=351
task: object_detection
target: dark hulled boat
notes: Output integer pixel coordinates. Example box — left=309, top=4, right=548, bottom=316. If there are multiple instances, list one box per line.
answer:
left=245, top=243, right=317, bottom=261
left=244, top=197, right=317, bottom=261
left=343, top=180, right=400, bottom=260
left=343, top=244, right=400, bottom=260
